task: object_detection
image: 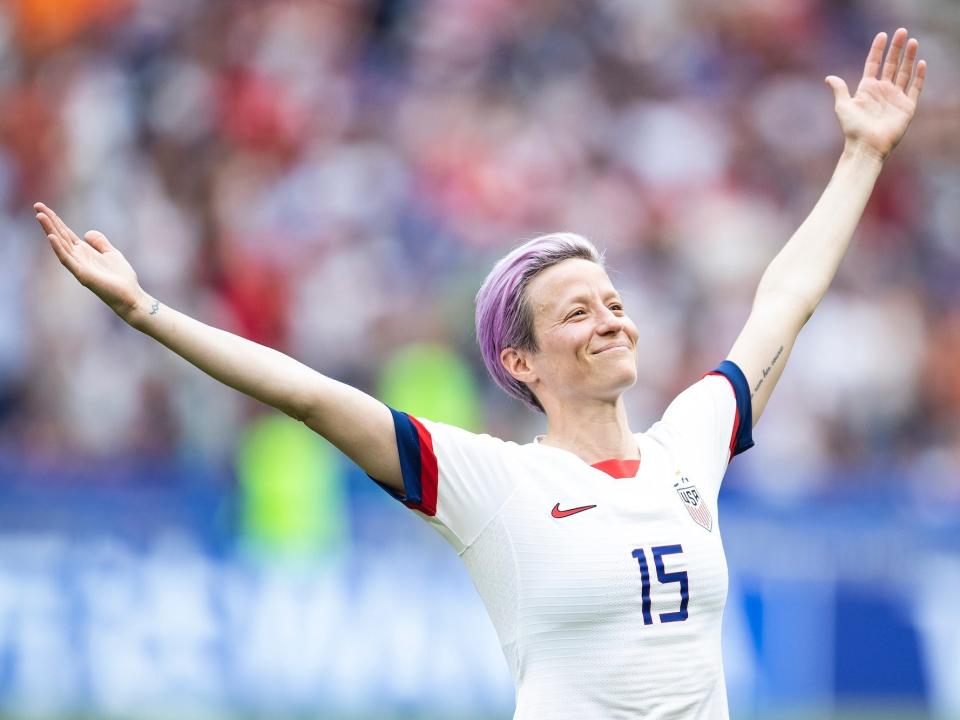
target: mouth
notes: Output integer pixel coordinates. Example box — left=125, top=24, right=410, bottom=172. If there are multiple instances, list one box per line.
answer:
left=592, top=344, right=632, bottom=355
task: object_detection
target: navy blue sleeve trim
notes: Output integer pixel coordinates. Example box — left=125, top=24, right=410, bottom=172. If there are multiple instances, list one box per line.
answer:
left=712, top=360, right=755, bottom=457
left=368, top=407, right=424, bottom=504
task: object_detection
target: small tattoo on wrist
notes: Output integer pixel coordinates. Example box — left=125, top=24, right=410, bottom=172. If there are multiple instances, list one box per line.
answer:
left=149, top=301, right=160, bottom=316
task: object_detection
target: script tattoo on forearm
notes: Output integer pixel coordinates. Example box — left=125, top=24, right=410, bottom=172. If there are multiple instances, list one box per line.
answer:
left=149, top=301, right=160, bottom=316
left=751, top=345, right=784, bottom=398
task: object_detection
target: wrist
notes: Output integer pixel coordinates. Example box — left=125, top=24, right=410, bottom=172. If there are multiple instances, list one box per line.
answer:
left=122, top=288, right=158, bottom=328
left=841, top=140, right=888, bottom=166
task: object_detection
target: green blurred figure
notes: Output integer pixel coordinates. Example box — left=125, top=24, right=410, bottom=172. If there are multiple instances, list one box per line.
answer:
left=379, top=343, right=481, bottom=432
left=237, top=413, right=348, bottom=560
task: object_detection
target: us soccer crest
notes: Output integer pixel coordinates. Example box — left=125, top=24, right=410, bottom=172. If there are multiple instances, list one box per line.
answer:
left=675, top=477, right=713, bottom=532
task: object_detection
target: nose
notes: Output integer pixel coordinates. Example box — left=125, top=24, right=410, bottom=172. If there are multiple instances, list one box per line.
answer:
left=595, top=306, right=624, bottom=335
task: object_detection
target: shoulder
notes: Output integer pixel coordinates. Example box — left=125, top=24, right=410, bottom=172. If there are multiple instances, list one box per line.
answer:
left=399, top=413, right=514, bottom=449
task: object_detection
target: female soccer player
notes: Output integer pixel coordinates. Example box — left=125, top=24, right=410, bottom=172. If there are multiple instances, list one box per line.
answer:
left=35, top=29, right=924, bottom=719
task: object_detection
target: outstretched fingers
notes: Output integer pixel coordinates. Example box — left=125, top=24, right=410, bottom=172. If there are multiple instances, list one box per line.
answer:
left=862, top=32, right=888, bottom=81
left=35, top=211, right=54, bottom=237
left=34, top=203, right=83, bottom=277
left=895, top=37, right=919, bottom=90
left=43, top=227, right=82, bottom=276
left=880, top=28, right=908, bottom=83
left=34, top=202, right=80, bottom=247
left=908, top=59, right=927, bottom=102
left=860, top=29, right=925, bottom=102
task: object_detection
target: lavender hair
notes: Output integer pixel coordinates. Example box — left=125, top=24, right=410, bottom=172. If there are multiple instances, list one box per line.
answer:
left=475, top=233, right=604, bottom=412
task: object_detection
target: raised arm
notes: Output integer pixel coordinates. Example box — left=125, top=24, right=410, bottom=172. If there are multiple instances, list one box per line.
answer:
left=34, top=202, right=403, bottom=490
left=727, top=28, right=926, bottom=425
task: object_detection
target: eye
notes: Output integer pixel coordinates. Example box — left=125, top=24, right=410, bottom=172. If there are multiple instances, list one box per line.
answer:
left=566, top=309, right=586, bottom=320
left=609, top=302, right=624, bottom=312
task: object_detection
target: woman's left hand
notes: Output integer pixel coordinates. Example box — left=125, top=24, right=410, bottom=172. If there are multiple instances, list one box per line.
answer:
left=826, top=28, right=926, bottom=161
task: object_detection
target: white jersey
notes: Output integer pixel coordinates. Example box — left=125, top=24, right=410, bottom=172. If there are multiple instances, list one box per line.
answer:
left=375, top=361, right=754, bottom=719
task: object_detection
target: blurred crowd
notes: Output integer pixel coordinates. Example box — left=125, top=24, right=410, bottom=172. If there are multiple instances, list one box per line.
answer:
left=1, top=0, right=959, bottom=507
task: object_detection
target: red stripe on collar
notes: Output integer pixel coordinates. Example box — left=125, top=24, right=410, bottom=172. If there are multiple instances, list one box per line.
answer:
left=590, top=458, right=641, bottom=479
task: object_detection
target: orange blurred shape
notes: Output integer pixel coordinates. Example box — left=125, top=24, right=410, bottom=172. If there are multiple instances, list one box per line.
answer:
left=13, top=0, right=129, bottom=50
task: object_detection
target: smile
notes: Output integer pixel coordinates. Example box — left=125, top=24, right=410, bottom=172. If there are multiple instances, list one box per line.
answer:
left=593, top=345, right=631, bottom=354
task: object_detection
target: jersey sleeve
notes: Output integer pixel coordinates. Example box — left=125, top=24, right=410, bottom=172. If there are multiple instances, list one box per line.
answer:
left=649, top=360, right=754, bottom=499
left=369, top=408, right=518, bottom=554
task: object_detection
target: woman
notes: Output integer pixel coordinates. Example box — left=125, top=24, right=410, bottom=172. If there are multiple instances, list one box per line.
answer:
left=35, top=29, right=924, bottom=719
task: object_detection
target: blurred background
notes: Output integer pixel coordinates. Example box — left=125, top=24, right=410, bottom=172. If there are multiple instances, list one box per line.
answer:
left=0, top=0, right=958, bottom=718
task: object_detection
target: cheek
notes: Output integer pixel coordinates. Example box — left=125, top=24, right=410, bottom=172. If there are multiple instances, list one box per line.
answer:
left=568, top=326, right=596, bottom=356
left=539, top=327, right=589, bottom=368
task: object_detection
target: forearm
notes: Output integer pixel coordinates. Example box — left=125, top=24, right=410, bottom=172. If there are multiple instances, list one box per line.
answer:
left=754, top=142, right=885, bottom=316
left=124, top=289, right=315, bottom=419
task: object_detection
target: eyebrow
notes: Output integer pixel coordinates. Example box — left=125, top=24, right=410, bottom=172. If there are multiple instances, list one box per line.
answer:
left=551, top=291, right=622, bottom=316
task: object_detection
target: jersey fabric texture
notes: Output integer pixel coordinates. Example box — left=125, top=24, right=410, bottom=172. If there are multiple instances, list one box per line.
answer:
left=374, top=360, right=754, bottom=719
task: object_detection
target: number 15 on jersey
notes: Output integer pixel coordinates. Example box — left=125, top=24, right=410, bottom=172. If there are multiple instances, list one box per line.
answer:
left=631, top=544, right=689, bottom=625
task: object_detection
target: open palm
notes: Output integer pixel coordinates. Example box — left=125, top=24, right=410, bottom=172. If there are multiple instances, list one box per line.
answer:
left=826, top=28, right=926, bottom=160
left=34, top=202, right=142, bottom=318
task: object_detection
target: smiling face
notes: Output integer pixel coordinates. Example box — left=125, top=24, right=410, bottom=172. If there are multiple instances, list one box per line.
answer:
left=501, top=258, right=639, bottom=412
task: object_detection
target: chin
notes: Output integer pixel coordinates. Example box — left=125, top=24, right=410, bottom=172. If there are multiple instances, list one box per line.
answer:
left=615, top=373, right=639, bottom=394
left=598, top=366, right=638, bottom=398
left=609, top=354, right=639, bottom=384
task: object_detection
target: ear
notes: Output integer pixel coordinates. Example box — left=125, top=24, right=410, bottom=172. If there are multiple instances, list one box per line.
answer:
left=500, top=346, right=538, bottom=385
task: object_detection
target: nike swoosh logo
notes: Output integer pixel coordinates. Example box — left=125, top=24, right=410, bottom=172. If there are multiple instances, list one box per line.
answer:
left=551, top=503, right=597, bottom=519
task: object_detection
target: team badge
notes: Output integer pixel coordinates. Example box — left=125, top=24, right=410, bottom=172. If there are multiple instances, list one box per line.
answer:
left=675, top=477, right=713, bottom=532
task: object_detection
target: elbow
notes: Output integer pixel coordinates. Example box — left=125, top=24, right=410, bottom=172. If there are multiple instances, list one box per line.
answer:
left=751, top=291, right=816, bottom=336
left=285, top=402, right=310, bottom=423
left=755, top=289, right=817, bottom=323
left=278, top=393, right=310, bottom=422
left=795, top=304, right=815, bottom=329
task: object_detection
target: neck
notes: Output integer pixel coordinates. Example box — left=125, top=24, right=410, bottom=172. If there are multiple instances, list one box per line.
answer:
left=540, top=397, right=638, bottom=464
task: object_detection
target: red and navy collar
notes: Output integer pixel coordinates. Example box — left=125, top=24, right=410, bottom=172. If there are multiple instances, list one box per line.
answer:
left=590, top=458, right=641, bottom=479
left=534, top=436, right=642, bottom=479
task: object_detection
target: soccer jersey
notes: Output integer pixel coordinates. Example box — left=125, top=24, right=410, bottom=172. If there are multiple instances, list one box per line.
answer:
left=375, top=360, right=754, bottom=719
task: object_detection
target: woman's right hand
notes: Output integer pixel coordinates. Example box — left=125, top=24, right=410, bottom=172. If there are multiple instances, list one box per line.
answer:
left=34, top=202, right=144, bottom=320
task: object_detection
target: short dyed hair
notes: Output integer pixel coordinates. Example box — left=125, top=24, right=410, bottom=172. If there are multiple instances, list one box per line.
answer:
left=475, top=233, right=604, bottom=412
